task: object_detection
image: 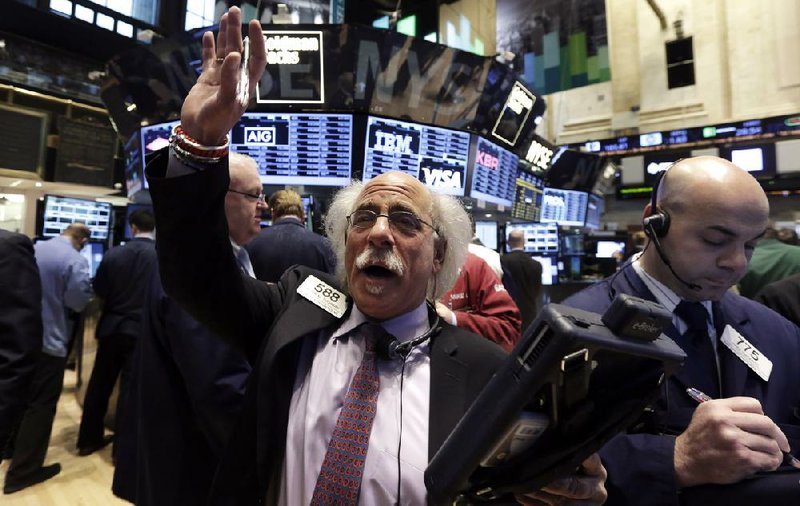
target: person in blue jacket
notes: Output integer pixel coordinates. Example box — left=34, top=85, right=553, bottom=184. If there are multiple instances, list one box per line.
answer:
left=562, top=156, right=800, bottom=505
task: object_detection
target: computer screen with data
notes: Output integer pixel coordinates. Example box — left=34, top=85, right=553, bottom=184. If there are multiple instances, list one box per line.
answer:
left=540, top=188, right=588, bottom=227
left=469, top=136, right=519, bottom=207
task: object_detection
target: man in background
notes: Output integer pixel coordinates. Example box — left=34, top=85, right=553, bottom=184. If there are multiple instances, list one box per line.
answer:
left=245, top=189, right=335, bottom=281
left=737, top=225, right=800, bottom=298
left=0, top=230, right=42, bottom=460
left=501, top=229, right=543, bottom=332
left=77, top=209, right=157, bottom=456
left=113, top=152, right=263, bottom=506
left=5, top=224, right=93, bottom=494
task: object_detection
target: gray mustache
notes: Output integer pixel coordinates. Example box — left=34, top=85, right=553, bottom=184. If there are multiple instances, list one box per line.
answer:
left=355, top=248, right=405, bottom=276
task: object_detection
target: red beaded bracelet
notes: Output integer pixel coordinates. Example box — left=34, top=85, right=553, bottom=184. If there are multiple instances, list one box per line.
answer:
left=169, top=124, right=230, bottom=159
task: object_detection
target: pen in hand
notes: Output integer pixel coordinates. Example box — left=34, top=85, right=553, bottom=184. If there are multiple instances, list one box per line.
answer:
left=685, top=387, right=800, bottom=470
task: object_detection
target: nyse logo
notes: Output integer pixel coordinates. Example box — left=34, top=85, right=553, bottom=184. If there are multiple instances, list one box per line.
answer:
left=525, top=141, right=553, bottom=170
left=374, top=131, right=413, bottom=154
left=421, top=167, right=461, bottom=189
left=646, top=161, right=672, bottom=176
left=476, top=150, right=499, bottom=170
left=244, top=127, right=277, bottom=145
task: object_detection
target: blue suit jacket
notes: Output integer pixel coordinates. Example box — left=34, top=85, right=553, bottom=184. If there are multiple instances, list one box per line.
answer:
left=563, top=263, right=800, bottom=506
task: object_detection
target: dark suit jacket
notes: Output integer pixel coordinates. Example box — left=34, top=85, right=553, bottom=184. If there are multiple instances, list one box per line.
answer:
left=94, top=237, right=157, bottom=339
left=0, top=230, right=42, bottom=452
left=500, top=250, right=543, bottom=331
left=112, top=267, right=251, bottom=506
left=245, top=217, right=335, bottom=282
left=754, top=273, right=800, bottom=327
left=562, top=263, right=800, bottom=506
left=147, top=152, right=508, bottom=505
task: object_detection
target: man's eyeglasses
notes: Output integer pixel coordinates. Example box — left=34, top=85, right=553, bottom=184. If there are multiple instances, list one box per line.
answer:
left=346, top=209, right=437, bottom=235
left=228, top=188, right=266, bottom=204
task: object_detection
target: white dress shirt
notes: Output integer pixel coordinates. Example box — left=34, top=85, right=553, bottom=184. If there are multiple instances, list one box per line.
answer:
left=280, top=302, right=432, bottom=505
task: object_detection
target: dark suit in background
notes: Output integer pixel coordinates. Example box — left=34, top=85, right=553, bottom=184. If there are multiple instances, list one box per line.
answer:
left=245, top=216, right=335, bottom=282
left=0, top=231, right=42, bottom=457
left=562, top=264, right=800, bottom=505
left=501, top=249, right=543, bottom=331
left=78, top=236, right=157, bottom=452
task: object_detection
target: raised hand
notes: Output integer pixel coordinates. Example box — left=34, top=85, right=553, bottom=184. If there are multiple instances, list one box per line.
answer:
left=674, top=396, right=789, bottom=487
left=180, top=6, right=266, bottom=146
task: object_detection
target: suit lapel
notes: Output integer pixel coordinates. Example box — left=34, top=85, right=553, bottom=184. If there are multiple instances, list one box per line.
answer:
left=714, top=298, right=764, bottom=400
left=428, top=328, right=468, bottom=459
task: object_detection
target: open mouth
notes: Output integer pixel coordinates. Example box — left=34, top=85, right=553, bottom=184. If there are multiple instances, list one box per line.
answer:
left=363, top=264, right=397, bottom=278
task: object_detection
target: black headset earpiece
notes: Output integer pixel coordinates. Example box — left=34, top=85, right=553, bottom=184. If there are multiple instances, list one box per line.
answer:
left=643, top=170, right=671, bottom=238
left=376, top=302, right=443, bottom=361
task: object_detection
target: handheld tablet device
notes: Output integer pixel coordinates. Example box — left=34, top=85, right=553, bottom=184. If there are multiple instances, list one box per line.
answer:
left=425, top=298, right=686, bottom=503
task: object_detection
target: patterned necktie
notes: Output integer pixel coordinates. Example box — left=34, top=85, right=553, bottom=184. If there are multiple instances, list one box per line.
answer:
left=674, top=300, right=720, bottom=397
left=310, top=323, right=386, bottom=505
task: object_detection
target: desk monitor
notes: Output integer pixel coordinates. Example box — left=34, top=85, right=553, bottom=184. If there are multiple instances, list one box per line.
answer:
left=540, top=187, right=588, bottom=227
left=530, top=255, right=558, bottom=286
left=719, top=143, right=776, bottom=179
left=596, top=240, right=625, bottom=259
left=41, top=195, right=112, bottom=241
left=80, top=241, right=105, bottom=279
left=362, top=116, right=470, bottom=196
left=469, top=136, right=519, bottom=207
left=584, top=193, right=604, bottom=230
left=474, top=221, right=498, bottom=251
left=425, top=301, right=686, bottom=503
left=230, top=112, right=353, bottom=186
left=506, top=222, right=559, bottom=255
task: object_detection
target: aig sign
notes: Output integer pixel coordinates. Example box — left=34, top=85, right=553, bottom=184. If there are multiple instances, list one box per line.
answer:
left=244, top=127, right=277, bottom=146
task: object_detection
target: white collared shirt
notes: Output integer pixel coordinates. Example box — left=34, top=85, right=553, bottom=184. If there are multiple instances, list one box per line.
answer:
left=280, top=302, right=431, bottom=505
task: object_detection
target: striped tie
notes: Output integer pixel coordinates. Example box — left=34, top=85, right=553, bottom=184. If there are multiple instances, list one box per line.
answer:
left=310, top=323, right=386, bottom=505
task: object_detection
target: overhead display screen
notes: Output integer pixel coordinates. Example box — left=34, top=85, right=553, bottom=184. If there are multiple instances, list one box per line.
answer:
left=363, top=116, right=471, bottom=196
left=469, top=136, right=518, bottom=207
left=506, top=222, right=560, bottom=255
left=140, top=120, right=181, bottom=174
left=540, top=187, right=588, bottom=227
left=41, top=195, right=112, bottom=241
left=512, top=169, right=545, bottom=222
left=230, top=113, right=353, bottom=186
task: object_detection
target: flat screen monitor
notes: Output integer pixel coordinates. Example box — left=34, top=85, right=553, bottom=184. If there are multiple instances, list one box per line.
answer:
left=584, top=194, right=604, bottom=230
left=362, top=116, right=470, bottom=196
left=140, top=120, right=181, bottom=183
left=474, top=221, right=498, bottom=250
left=41, top=195, right=112, bottom=241
left=123, top=132, right=144, bottom=196
left=506, top=222, right=559, bottom=254
left=80, top=241, right=105, bottom=278
left=230, top=113, right=353, bottom=186
left=469, top=136, right=519, bottom=207
left=546, top=148, right=602, bottom=192
left=719, top=143, right=776, bottom=179
left=642, top=151, right=690, bottom=185
left=512, top=169, right=545, bottom=222
left=124, top=203, right=153, bottom=240
left=596, top=240, right=625, bottom=259
left=531, top=255, right=558, bottom=285
left=540, top=188, right=588, bottom=227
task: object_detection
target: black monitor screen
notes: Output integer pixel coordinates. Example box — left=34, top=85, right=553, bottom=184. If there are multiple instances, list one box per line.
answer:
left=506, top=222, right=559, bottom=254
left=124, top=203, right=153, bottom=240
left=530, top=255, right=559, bottom=285
left=80, top=241, right=105, bottom=278
left=643, top=151, right=690, bottom=185
left=541, top=188, right=588, bottom=227
left=719, top=143, right=776, bottom=179
left=363, top=116, right=470, bottom=196
left=230, top=113, right=353, bottom=186
left=512, top=169, right=545, bottom=222
left=584, top=194, right=604, bottom=230
left=469, top=136, right=519, bottom=207
left=140, top=120, right=181, bottom=184
left=41, top=195, right=112, bottom=241
left=546, top=148, right=602, bottom=192
left=561, top=232, right=585, bottom=256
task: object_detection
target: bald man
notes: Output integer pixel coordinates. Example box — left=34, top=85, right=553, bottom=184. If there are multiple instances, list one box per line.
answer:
left=563, top=156, right=800, bottom=505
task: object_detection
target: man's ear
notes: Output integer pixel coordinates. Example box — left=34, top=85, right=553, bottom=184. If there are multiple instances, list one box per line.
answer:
left=433, top=237, right=447, bottom=272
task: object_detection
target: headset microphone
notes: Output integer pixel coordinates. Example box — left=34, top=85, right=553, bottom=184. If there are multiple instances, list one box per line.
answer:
left=645, top=219, right=702, bottom=292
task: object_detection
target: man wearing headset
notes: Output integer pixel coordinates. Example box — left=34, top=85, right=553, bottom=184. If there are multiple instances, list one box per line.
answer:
left=143, top=7, right=607, bottom=505
left=563, top=156, right=800, bottom=505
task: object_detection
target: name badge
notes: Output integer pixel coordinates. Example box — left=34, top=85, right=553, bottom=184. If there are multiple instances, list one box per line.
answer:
left=297, top=275, right=347, bottom=318
left=720, top=325, right=772, bottom=382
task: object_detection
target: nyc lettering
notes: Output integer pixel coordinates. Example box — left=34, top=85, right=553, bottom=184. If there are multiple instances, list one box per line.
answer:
left=525, top=141, right=553, bottom=170
left=476, top=150, right=499, bottom=170
left=421, top=167, right=461, bottom=189
left=297, top=275, right=347, bottom=318
left=244, top=127, right=277, bottom=145
left=720, top=325, right=772, bottom=382
left=374, top=131, right=413, bottom=153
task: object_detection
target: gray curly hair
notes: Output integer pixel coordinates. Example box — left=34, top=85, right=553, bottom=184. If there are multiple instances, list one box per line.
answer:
left=323, top=178, right=472, bottom=300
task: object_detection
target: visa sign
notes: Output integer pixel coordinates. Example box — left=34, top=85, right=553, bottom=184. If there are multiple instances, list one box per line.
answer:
left=421, top=167, right=462, bottom=190
left=244, top=127, right=277, bottom=145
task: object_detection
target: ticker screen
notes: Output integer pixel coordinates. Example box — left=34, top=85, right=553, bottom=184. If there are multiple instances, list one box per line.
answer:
left=230, top=113, right=353, bottom=186
left=469, top=136, right=518, bottom=207
left=363, top=116, right=470, bottom=196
